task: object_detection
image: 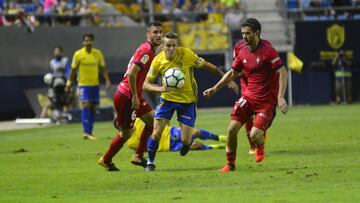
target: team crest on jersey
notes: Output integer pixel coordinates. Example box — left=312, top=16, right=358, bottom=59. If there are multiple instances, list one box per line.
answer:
left=256, top=57, right=260, bottom=64
left=243, top=59, right=247, bottom=64
left=195, top=58, right=204, bottom=66
left=140, top=54, right=149, bottom=64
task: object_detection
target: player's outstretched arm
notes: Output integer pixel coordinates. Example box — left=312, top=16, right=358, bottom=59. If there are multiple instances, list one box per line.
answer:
left=277, top=66, right=288, bottom=114
left=202, top=62, right=239, bottom=94
left=143, top=77, right=169, bottom=93
left=201, top=61, right=224, bottom=77
left=203, top=69, right=240, bottom=98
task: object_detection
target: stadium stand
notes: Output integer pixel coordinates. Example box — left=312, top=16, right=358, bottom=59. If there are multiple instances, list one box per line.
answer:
left=1, top=0, right=360, bottom=120
left=241, top=0, right=293, bottom=51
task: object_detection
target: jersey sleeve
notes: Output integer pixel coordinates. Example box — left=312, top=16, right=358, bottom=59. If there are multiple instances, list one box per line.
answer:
left=133, top=49, right=152, bottom=69
left=194, top=56, right=206, bottom=68
left=231, top=55, right=244, bottom=72
left=186, top=48, right=205, bottom=68
left=97, top=50, right=105, bottom=68
left=146, top=57, right=160, bottom=80
left=268, top=46, right=283, bottom=70
left=71, top=52, right=79, bottom=69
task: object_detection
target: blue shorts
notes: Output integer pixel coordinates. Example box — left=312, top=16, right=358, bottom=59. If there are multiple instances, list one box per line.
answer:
left=169, top=126, right=194, bottom=151
left=155, top=98, right=196, bottom=127
left=78, top=86, right=100, bottom=105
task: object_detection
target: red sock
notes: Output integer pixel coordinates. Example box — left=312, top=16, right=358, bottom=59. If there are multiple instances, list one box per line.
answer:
left=245, top=119, right=254, bottom=148
left=103, top=134, right=125, bottom=164
left=135, top=125, right=153, bottom=158
left=226, top=151, right=236, bottom=165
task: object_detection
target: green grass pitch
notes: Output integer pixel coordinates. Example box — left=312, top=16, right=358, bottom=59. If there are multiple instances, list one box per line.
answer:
left=0, top=104, right=360, bottom=202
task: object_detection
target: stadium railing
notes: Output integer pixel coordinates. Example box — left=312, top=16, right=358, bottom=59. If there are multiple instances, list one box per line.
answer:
left=281, top=5, right=360, bottom=22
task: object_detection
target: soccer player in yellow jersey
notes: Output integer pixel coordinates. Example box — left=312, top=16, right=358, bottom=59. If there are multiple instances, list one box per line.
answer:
left=65, top=33, right=111, bottom=140
left=142, top=32, right=238, bottom=171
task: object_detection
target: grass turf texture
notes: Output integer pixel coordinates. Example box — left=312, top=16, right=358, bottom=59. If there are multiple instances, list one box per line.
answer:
left=0, top=104, right=359, bottom=202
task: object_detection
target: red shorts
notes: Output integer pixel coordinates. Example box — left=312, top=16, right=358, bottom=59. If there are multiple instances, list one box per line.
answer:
left=113, top=90, right=152, bottom=129
left=231, top=96, right=276, bottom=131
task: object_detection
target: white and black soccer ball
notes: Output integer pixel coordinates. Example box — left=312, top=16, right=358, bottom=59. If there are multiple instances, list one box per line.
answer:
left=163, top=68, right=185, bottom=88
left=43, top=73, right=53, bottom=85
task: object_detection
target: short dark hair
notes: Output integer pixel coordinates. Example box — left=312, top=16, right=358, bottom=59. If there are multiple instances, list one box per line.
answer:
left=54, top=45, right=63, bottom=52
left=82, top=33, right=95, bottom=41
left=147, top=21, right=162, bottom=32
left=241, top=18, right=261, bottom=35
left=148, top=21, right=162, bottom=28
left=164, top=32, right=178, bottom=39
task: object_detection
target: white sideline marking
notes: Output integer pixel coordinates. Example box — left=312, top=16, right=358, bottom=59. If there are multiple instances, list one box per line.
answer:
left=15, top=118, right=51, bottom=124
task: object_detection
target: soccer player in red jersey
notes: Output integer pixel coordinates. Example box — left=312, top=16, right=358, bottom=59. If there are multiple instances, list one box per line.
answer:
left=233, top=42, right=274, bottom=155
left=203, top=18, right=288, bottom=173
left=233, top=42, right=256, bottom=154
left=98, top=22, right=163, bottom=171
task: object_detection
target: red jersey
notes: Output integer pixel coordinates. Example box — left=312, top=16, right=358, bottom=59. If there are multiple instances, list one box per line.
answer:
left=232, top=40, right=283, bottom=107
left=117, top=41, right=156, bottom=98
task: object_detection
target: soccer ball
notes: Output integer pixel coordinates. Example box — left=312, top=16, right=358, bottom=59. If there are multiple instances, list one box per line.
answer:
left=43, top=73, right=53, bottom=85
left=163, top=68, right=185, bottom=88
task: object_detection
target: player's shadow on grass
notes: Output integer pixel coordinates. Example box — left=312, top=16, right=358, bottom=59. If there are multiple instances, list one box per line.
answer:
left=272, top=166, right=309, bottom=172
left=160, top=166, right=220, bottom=172
left=270, top=146, right=345, bottom=155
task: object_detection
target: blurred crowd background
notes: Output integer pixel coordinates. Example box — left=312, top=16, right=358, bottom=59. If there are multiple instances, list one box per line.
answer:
left=1, top=0, right=359, bottom=121
left=1, top=0, right=359, bottom=27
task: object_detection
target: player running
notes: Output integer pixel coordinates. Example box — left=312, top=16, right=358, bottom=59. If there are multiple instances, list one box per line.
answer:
left=98, top=22, right=163, bottom=171
left=203, top=18, right=288, bottom=173
left=233, top=41, right=272, bottom=155
left=143, top=32, right=238, bottom=172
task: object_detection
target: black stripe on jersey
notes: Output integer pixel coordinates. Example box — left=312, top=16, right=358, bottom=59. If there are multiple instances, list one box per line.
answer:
left=232, top=67, right=242, bottom=72
left=274, top=63, right=284, bottom=71
left=134, top=61, right=145, bottom=70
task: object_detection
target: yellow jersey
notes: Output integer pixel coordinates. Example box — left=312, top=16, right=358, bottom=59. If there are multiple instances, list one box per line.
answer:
left=147, top=47, right=205, bottom=103
left=71, top=47, right=105, bottom=86
left=127, top=118, right=170, bottom=152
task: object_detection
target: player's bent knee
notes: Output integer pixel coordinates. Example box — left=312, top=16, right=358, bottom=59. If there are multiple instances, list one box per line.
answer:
left=121, top=128, right=133, bottom=140
left=151, top=130, right=162, bottom=140
left=140, top=114, right=155, bottom=127
left=250, top=128, right=265, bottom=144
